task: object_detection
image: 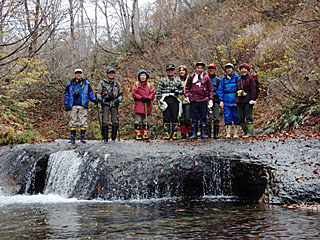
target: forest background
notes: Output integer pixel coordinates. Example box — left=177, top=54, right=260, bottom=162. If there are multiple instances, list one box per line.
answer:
left=0, top=0, right=319, bottom=144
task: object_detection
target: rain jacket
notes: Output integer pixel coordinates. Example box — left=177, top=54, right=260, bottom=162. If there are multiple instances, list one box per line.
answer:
left=132, top=70, right=155, bottom=114
left=64, top=78, right=96, bottom=110
left=185, top=73, right=213, bottom=102
left=218, top=72, right=240, bottom=107
left=97, top=78, right=123, bottom=107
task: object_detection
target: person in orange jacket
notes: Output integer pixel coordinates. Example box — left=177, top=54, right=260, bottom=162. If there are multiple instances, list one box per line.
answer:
left=132, top=69, right=155, bottom=140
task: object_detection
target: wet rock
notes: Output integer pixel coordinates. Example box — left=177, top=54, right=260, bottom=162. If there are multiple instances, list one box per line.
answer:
left=0, top=138, right=319, bottom=204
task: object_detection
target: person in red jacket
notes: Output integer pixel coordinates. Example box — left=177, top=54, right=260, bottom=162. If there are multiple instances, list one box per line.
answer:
left=185, top=62, right=214, bottom=139
left=132, top=69, right=155, bottom=140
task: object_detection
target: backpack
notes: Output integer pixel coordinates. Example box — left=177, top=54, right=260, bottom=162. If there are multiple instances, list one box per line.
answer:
left=136, top=81, right=151, bottom=89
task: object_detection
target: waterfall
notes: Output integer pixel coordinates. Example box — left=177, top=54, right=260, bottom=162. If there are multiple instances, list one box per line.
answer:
left=44, top=150, right=83, bottom=197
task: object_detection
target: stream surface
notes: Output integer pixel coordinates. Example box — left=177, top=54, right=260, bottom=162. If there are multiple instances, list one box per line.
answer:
left=0, top=194, right=319, bottom=239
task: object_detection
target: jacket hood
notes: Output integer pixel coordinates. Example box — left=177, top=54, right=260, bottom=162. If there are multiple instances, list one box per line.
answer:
left=138, top=69, right=150, bottom=81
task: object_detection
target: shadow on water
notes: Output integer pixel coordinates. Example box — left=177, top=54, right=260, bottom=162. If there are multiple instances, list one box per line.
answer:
left=0, top=195, right=319, bottom=239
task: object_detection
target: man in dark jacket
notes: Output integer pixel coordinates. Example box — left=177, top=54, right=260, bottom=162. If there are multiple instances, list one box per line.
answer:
left=206, top=62, right=221, bottom=139
left=185, top=62, right=214, bottom=139
left=97, top=68, right=123, bottom=142
left=64, top=68, right=97, bottom=144
left=236, top=63, right=257, bottom=137
left=156, top=64, right=184, bottom=140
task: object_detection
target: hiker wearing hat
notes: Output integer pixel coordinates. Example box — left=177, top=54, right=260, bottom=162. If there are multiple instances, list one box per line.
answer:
left=218, top=63, right=241, bottom=138
left=64, top=68, right=97, bottom=144
left=156, top=64, right=184, bottom=140
left=178, top=65, right=192, bottom=139
left=206, top=62, right=221, bottom=139
left=97, top=67, right=123, bottom=141
left=132, top=69, right=155, bottom=140
left=185, top=62, right=214, bottom=140
left=236, top=63, right=257, bottom=137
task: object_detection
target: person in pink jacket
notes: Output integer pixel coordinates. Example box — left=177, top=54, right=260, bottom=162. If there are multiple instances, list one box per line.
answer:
left=132, top=69, right=155, bottom=140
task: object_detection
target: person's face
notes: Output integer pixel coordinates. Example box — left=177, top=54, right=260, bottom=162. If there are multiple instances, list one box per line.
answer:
left=240, top=67, right=249, bottom=76
left=208, top=67, right=216, bottom=75
left=166, top=69, right=175, bottom=77
left=75, top=72, right=82, bottom=80
left=107, top=72, right=115, bottom=79
left=225, top=67, right=234, bottom=75
left=195, top=65, right=204, bottom=74
left=179, top=68, right=187, bottom=77
left=139, top=73, right=147, bottom=82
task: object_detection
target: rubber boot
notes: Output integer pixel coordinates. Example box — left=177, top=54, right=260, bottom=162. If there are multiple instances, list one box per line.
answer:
left=233, top=125, right=240, bottom=138
left=213, top=125, right=220, bottom=139
left=187, top=126, right=192, bottom=138
left=102, top=125, right=108, bottom=142
left=226, top=125, right=232, bottom=138
left=244, top=124, right=254, bottom=138
left=135, top=124, right=142, bottom=140
left=189, top=123, right=198, bottom=140
left=206, top=124, right=212, bottom=138
left=111, top=126, right=118, bottom=141
left=180, top=125, right=187, bottom=139
left=201, top=124, right=208, bottom=139
left=172, top=123, right=179, bottom=140
left=80, top=128, right=86, bottom=143
left=164, top=123, right=171, bottom=140
left=68, top=129, right=76, bottom=144
left=142, top=124, right=149, bottom=140
left=241, top=123, right=248, bottom=137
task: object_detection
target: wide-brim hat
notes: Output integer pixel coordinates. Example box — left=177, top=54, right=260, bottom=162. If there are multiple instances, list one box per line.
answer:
left=74, top=68, right=83, bottom=73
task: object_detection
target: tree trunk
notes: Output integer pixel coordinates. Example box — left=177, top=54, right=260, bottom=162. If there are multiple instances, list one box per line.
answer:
left=132, top=0, right=142, bottom=47
left=68, top=0, right=76, bottom=65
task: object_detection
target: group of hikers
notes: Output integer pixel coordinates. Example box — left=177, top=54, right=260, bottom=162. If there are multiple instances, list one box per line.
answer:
left=64, top=62, right=259, bottom=143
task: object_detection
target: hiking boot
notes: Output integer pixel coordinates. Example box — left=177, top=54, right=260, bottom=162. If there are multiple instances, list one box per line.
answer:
left=233, top=125, right=240, bottom=138
left=164, top=123, right=171, bottom=140
left=213, top=125, right=220, bottom=139
left=80, top=128, right=86, bottom=143
left=102, top=125, right=108, bottom=142
left=189, top=123, right=198, bottom=140
left=68, top=129, right=76, bottom=144
left=187, top=126, right=192, bottom=138
left=111, top=126, right=118, bottom=141
left=226, top=125, right=232, bottom=138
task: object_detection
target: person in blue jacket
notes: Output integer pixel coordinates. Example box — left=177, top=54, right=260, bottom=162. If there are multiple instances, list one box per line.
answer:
left=64, top=68, right=97, bottom=144
left=218, top=63, right=241, bottom=138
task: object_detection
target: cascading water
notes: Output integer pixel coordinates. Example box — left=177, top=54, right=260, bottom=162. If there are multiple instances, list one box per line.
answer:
left=44, top=150, right=83, bottom=197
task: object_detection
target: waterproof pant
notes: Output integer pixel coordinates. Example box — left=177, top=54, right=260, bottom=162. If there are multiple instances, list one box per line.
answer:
left=237, top=103, right=253, bottom=124
left=190, top=101, right=207, bottom=126
left=207, top=102, right=220, bottom=126
left=102, top=105, right=118, bottom=127
left=180, top=104, right=191, bottom=126
left=135, top=113, right=150, bottom=125
left=69, top=105, right=88, bottom=128
left=163, top=96, right=179, bottom=123
left=224, top=106, right=240, bottom=125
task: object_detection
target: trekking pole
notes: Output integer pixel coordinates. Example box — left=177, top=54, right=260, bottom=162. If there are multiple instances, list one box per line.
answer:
left=117, top=105, right=120, bottom=141
left=145, top=102, right=148, bottom=131
left=95, top=94, right=102, bottom=140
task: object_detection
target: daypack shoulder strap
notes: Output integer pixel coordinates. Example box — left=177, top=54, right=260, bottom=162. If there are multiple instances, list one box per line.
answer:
left=136, top=81, right=150, bottom=89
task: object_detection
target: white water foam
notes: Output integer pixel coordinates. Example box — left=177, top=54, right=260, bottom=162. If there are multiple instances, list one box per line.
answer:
left=44, top=150, right=83, bottom=197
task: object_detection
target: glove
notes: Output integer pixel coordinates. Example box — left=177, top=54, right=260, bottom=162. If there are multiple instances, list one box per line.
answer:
left=64, top=105, right=71, bottom=111
left=115, top=99, right=121, bottom=104
left=184, top=97, right=190, bottom=103
left=249, top=100, right=257, bottom=105
left=208, top=100, right=213, bottom=108
left=220, top=102, right=224, bottom=109
left=141, top=97, right=146, bottom=103
left=144, top=97, right=151, bottom=103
